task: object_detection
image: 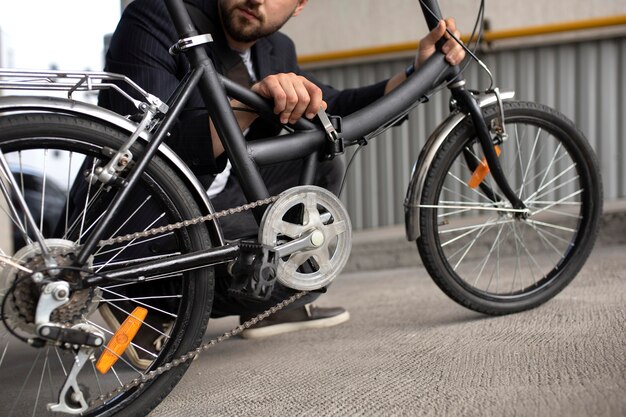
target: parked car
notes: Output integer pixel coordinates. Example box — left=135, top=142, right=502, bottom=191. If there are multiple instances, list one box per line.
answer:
left=9, top=167, right=66, bottom=251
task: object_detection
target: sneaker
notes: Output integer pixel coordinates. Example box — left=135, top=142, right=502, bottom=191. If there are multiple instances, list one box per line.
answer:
left=240, top=304, right=350, bottom=339
left=99, top=303, right=172, bottom=370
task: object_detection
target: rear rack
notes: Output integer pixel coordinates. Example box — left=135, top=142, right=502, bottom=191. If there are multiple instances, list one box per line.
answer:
left=0, top=68, right=168, bottom=114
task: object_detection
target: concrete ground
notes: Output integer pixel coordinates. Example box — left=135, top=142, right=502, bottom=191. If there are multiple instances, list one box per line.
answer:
left=152, top=237, right=626, bottom=416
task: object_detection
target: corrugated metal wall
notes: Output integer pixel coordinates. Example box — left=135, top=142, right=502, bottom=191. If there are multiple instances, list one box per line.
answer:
left=307, top=35, right=626, bottom=230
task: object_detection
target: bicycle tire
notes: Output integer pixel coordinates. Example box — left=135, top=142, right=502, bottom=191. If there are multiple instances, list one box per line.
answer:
left=0, top=112, right=214, bottom=416
left=417, top=101, right=602, bottom=315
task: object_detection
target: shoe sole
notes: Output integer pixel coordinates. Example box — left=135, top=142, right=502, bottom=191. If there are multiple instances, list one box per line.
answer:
left=240, top=310, right=350, bottom=339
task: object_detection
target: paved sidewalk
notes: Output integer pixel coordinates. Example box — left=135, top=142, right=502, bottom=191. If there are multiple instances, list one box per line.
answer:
left=152, top=242, right=626, bottom=417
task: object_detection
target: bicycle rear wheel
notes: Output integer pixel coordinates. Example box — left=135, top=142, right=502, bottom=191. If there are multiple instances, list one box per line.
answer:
left=0, top=113, right=214, bottom=416
left=417, top=101, right=602, bottom=315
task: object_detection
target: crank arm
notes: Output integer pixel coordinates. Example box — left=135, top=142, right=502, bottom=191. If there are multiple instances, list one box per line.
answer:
left=273, top=229, right=325, bottom=259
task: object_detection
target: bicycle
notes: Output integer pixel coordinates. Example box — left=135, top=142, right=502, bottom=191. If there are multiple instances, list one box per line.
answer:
left=0, top=0, right=602, bottom=415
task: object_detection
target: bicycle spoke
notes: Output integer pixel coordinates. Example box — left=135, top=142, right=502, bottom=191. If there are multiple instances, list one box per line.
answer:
left=110, top=365, right=125, bottom=387
left=10, top=349, right=42, bottom=417
left=54, top=347, right=68, bottom=377
left=33, top=349, right=50, bottom=417
left=535, top=141, right=563, bottom=198
left=531, top=206, right=581, bottom=219
left=65, top=152, right=74, bottom=234
left=510, top=222, right=543, bottom=285
left=525, top=218, right=577, bottom=234
left=100, top=288, right=178, bottom=319
left=524, top=220, right=573, bottom=245
left=524, top=177, right=584, bottom=208
left=91, top=361, right=104, bottom=398
left=441, top=184, right=493, bottom=205
left=439, top=217, right=511, bottom=239
left=451, top=221, right=495, bottom=271
left=103, top=295, right=182, bottom=302
left=39, top=149, right=49, bottom=234
left=95, top=213, right=167, bottom=273
left=0, top=253, right=33, bottom=273
left=518, top=126, right=542, bottom=198
left=526, top=221, right=567, bottom=259
left=472, top=223, right=506, bottom=287
left=519, top=150, right=570, bottom=197
left=0, top=340, right=9, bottom=370
left=446, top=171, right=495, bottom=204
left=525, top=162, right=578, bottom=203
left=78, top=160, right=99, bottom=245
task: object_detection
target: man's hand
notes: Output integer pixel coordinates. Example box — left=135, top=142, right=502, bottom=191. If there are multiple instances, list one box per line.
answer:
left=251, top=73, right=327, bottom=125
left=418, top=18, right=465, bottom=66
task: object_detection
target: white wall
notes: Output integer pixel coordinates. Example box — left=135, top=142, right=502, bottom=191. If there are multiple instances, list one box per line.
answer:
left=281, top=0, right=626, bottom=55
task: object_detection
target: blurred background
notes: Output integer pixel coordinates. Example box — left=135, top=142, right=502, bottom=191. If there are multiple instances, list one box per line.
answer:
left=0, top=0, right=624, bottom=240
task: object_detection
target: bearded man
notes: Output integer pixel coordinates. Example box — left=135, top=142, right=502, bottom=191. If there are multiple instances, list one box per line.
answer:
left=98, top=0, right=464, bottom=353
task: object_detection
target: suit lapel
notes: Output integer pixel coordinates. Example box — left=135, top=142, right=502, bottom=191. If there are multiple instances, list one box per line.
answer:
left=253, top=38, right=278, bottom=80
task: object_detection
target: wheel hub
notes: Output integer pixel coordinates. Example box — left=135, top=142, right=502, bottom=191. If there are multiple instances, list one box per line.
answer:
left=1, top=239, right=100, bottom=335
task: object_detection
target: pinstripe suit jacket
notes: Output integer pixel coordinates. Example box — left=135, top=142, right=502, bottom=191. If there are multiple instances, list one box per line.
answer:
left=99, top=0, right=388, bottom=175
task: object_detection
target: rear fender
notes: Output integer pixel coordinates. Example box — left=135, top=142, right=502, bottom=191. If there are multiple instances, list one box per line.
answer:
left=0, top=95, right=224, bottom=245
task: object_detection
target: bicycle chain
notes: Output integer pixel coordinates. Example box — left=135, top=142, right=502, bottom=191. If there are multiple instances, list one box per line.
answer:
left=89, top=290, right=309, bottom=408
left=97, top=196, right=279, bottom=247
left=89, top=194, right=310, bottom=409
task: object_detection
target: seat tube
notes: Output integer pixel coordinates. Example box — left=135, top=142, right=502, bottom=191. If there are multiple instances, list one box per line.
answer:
left=165, top=0, right=269, bottom=222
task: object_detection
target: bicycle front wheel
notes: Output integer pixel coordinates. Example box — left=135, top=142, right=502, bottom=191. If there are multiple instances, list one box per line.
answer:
left=0, top=113, right=214, bottom=416
left=417, top=101, right=602, bottom=315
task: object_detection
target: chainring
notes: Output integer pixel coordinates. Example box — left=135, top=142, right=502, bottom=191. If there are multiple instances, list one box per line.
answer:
left=258, top=185, right=352, bottom=291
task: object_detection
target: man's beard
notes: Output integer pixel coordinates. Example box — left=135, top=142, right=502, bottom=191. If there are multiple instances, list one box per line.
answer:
left=220, top=0, right=291, bottom=43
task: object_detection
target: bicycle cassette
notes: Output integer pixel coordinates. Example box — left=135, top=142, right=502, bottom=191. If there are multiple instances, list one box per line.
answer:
left=259, top=185, right=352, bottom=291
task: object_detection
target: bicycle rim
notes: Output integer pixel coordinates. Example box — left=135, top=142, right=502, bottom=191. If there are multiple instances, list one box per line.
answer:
left=418, top=102, right=602, bottom=314
left=0, top=114, right=213, bottom=416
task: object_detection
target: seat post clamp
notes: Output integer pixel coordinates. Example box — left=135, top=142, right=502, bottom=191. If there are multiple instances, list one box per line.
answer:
left=169, top=34, right=214, bottom=56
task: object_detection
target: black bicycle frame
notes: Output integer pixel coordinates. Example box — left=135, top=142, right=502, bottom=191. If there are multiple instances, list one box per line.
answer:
left=76, top=0, right=522, bottom=286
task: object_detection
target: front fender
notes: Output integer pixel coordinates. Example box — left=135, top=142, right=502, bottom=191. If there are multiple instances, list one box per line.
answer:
left=0, top=95, right=224, bottom=245
left=404, top=91, right=515, bottom=242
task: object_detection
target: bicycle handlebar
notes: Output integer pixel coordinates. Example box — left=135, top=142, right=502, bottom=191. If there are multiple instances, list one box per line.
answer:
left=419, top=0, right=444, bottom=31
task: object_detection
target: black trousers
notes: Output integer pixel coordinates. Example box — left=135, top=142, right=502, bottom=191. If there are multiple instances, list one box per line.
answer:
left=208, top=157, right=345, bottom=317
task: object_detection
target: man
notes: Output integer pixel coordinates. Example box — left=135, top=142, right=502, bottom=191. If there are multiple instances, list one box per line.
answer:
left=99, top=0, right=464, bottom=343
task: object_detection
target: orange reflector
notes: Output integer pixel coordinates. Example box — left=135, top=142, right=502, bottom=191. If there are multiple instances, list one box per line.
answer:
left=468, top=145, right=501, bottom=189
left=96, top=306, right=148, bottom=374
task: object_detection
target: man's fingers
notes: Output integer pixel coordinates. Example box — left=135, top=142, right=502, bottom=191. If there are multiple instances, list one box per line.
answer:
left=444, top=18, right=457, bottom=36
left=252, top=73, right=325, bottom=125
left=284, top=78, right=310, bottom=124
left=306, top=87, right=324, bottom=119
left=276, top=76, right=300, bottom=123
left=424, top=20, right=446, bottom=44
